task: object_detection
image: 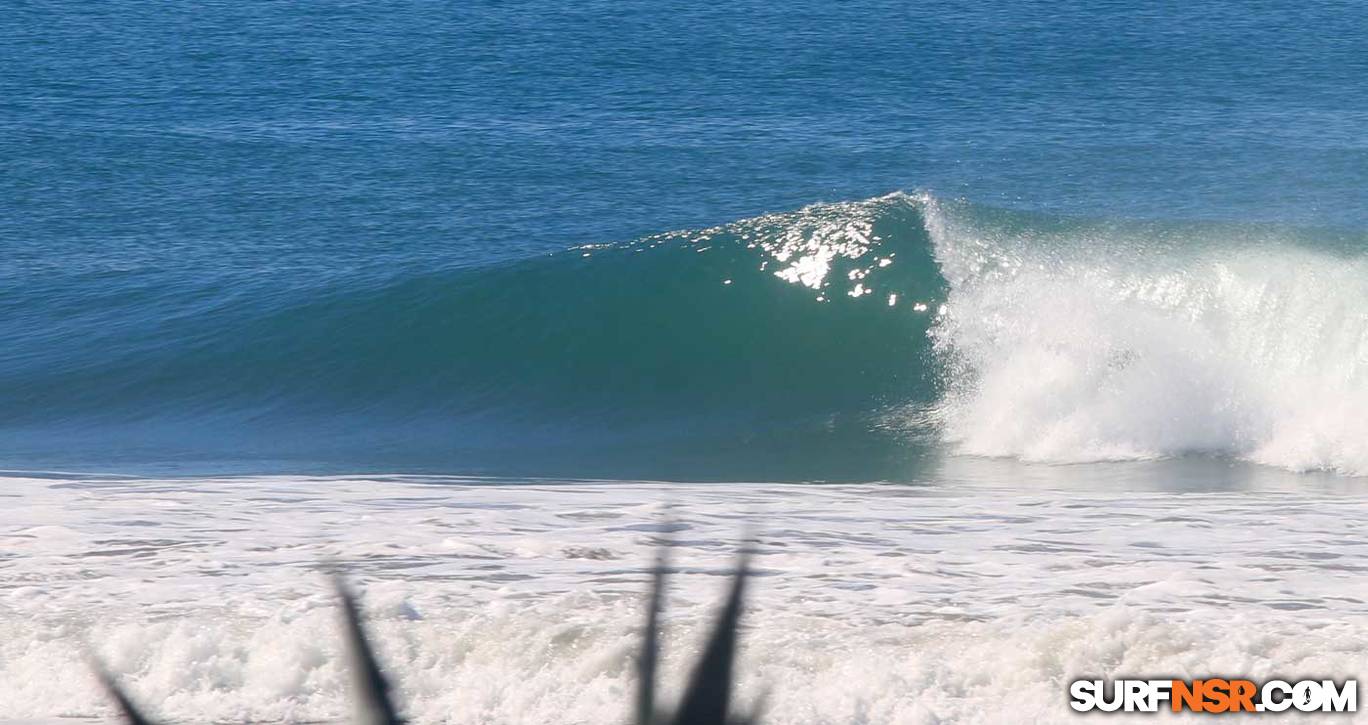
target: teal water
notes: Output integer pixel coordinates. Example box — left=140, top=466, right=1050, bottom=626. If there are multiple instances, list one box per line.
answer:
left=4, top=2, right=1368, bottom=479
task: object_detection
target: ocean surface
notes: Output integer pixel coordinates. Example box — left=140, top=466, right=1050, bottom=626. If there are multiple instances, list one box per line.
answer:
left=4, top=1, right=1368, bottom=722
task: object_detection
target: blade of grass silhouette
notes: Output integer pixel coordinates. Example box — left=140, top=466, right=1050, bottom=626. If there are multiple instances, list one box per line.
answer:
left=638, top=541, right=669, bottom=725
left=88, top=542, right=757, bottom=725
left=333, top=573, right=405, bottom=725
left=671, top=549, right=751, bottom=725
left=91, top=663, right=157, bottom=725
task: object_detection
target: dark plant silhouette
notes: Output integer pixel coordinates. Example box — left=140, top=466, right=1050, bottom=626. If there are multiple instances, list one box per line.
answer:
left=94, top=546, right=756, bottom=724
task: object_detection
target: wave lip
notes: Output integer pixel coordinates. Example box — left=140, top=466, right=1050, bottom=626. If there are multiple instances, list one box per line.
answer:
left=923, top=197, right=1368, bottom=477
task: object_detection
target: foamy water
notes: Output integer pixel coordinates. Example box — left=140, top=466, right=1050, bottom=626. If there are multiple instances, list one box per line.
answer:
left=4, top=473, right=1368, bottom=723
left=924, top=196, right=1368, bottom=476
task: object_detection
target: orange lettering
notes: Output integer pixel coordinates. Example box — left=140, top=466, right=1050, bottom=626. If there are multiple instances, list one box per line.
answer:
left=1203, top=679, right=1232, bottom=713
left=1172, top=680, right=1203, bottom=712
left=1229, top=680, right=1257, bottom=712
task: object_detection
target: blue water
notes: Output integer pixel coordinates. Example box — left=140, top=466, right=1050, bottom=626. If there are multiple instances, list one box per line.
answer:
left=4, top=2, right=1368, bottom=480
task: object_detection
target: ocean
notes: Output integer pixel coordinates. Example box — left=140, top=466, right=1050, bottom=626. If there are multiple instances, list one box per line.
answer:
left=3, top=1, right=1368, bottom=722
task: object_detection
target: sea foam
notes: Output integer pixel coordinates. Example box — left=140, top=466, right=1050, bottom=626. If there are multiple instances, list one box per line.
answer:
left=923, top=195, right=1368, bottom=476
left=3, top=475, right=1368, bottom=723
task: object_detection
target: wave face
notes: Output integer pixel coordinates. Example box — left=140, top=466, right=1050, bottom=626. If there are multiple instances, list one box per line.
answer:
left=2, top=195, right=943, bottom=479
left=5, top=193, right=1367, bottom=478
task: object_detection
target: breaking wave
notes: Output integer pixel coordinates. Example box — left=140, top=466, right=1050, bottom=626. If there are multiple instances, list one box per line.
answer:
left=923, top=196, right=1368, bottom=476
left=4, top=192, right=1366, bottom=477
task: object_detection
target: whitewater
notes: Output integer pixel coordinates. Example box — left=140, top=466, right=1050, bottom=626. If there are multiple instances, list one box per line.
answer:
left=4, top=472, right=1368, bottom=724
left=919, top=194, right=1368, bottom=477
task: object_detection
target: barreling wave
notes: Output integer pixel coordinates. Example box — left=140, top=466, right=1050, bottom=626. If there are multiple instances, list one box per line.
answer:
left=4, top=192, right=1367, bottom=478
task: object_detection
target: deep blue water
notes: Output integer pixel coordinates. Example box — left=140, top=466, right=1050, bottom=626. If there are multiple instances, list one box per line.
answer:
left=4, top=2, right=1368, bottom=479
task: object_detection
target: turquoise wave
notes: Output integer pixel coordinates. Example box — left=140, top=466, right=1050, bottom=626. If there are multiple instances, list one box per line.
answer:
left=8, top=193, right=1367, bottom=479
left=2, top=194, right=946, bottom=478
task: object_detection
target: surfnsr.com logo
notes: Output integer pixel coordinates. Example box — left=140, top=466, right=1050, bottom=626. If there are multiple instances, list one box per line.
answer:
left=1070, top=679, right=1356, bottom=714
